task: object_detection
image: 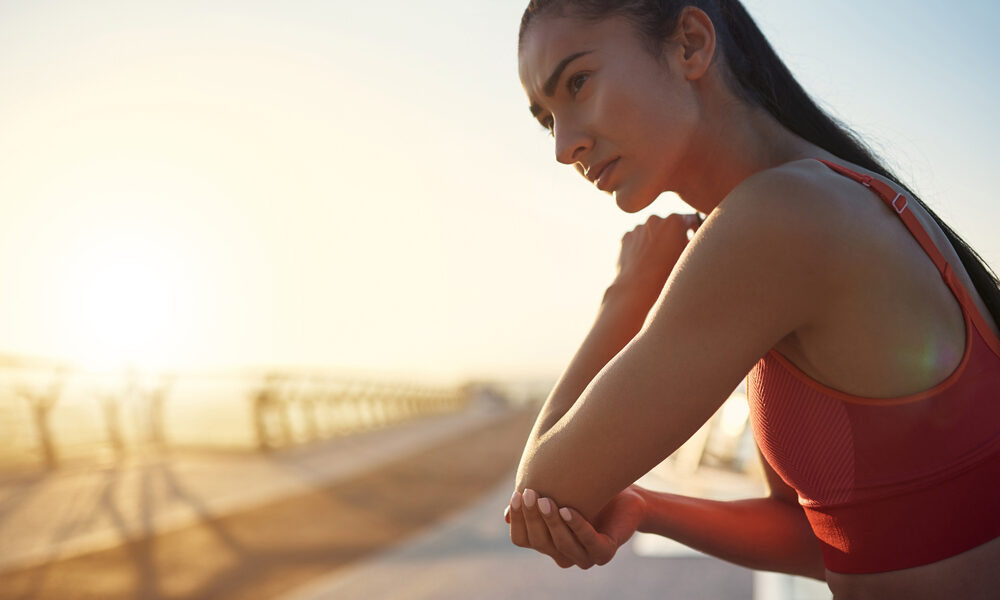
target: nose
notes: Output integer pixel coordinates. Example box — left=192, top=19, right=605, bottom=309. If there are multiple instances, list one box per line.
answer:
left=553, top=120, right=591, bottom=166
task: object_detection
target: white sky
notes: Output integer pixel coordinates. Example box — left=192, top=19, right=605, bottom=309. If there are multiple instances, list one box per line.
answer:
left=0, top=1, right=997, bottom=381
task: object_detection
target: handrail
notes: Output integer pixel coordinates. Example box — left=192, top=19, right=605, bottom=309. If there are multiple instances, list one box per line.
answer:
left=0, top=364, right=474, bottom=470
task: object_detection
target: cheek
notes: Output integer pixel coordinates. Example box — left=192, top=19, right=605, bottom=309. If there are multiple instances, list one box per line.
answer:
left=600, top=84, right=680, bottom=157
left=638, top=93, right=699, bottom=168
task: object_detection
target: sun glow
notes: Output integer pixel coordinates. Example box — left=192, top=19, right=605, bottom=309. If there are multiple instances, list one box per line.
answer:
left=51, top=228, right=192, bottom=371
left=32, top=160, right=212, bottom=372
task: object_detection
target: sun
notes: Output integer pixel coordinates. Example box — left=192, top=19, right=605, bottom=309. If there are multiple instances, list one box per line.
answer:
left=80, top=248, right=176, bottom=367
left=23, top=153, right=225, bottom=372
left=49, top=208, right=197, bottom=372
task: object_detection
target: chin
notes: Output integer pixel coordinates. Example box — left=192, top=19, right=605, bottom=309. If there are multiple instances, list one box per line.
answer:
left=613, top=189, right=656, bottom=214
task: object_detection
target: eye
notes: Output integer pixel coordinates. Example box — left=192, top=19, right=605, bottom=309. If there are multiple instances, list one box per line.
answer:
left=539, top=115, right=554, bottom=137
left=567, top=72, right=589, bottom=96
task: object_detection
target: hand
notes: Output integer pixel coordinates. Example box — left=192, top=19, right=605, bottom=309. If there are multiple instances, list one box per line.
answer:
left=611, top=213, right=703, bottom=306
left=506, top=485, right=648, bottom=569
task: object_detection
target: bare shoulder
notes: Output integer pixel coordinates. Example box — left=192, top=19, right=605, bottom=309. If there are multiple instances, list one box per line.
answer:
left=650, top=159, right=872, bottom=350
left=709, top=158, right=859, bottom=240
left=682, top=159, right=856, bottom=287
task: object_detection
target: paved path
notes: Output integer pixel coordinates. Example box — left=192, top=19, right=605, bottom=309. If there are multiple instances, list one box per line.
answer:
left=0, top=401, right=831, bottom=599
left=280, top=478, right=756, bottom=600
left=0, top=402, right=508, bottom=574
left=279, top=461, right=831, bottom=600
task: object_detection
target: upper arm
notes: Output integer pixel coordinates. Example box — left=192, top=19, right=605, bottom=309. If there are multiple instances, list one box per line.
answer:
left=517, top=168, right=841, bottom=520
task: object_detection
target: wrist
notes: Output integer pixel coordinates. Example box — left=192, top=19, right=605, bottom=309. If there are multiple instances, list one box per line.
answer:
left=633, top=486, right=655, bottom=534
left=594, top=288, right=652, bottom=343
left=602, top=276, right=662, bottom=314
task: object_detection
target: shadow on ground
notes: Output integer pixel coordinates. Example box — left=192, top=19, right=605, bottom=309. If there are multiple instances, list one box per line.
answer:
left=0, top=409, right=534, bottom=600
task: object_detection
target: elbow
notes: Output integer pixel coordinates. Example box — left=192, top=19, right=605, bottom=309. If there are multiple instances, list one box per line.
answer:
left=514, top=448, right=541, bottom=494
left=513, top=457, right=603, bottom=521
left=513, top=447, right=559, bottom=503
left=511, top=433, right=607, bottom=520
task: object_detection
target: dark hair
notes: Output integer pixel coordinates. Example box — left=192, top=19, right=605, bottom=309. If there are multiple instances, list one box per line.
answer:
left=519, top=0, right=1000, bottom=326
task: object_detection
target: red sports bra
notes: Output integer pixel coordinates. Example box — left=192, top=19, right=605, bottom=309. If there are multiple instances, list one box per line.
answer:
left=747, top=159, right=1000, bottom=574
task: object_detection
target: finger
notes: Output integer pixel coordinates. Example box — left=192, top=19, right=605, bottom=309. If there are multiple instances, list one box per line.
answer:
left=521, top=489, right=559, bottom=555
left=508, top=491, right=531, bottom=548
left=552, top=555, right=575, bottom=569
left=511, top=490, right=576, bottom=566
left=538, top=498, right=594, bottom=568
left=504, top=504, right=510, bottom=524
left=688, top=212, right=704, bottom=231
left=559, top=507, right=618, bottom=565
left=685, top=213, right=702, bottom=240
left=664, top=212, right=702, bottom=241
left=661, top=212, right=698, bottom=230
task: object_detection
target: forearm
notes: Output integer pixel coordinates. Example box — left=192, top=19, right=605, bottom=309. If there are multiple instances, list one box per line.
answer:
left=516, top=284, right=654, bottom=487
left=636, top=488, right=826, bottom=580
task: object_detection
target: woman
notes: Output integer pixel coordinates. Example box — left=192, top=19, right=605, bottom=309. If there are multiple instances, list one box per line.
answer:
left=505, top=1, right=1000, bottom=598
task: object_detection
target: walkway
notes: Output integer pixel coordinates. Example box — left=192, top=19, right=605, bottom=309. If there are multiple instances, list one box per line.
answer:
left=0, top=401, right=830, bottom=599
left=280, top=460, right=830, bottom=600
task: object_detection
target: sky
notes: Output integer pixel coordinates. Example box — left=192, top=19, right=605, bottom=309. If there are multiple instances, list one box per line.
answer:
left=0, top=1, right=997, bottom=382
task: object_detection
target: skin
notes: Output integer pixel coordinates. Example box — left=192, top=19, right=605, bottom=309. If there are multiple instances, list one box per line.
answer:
left=508, top=7, right=1000, bottom=600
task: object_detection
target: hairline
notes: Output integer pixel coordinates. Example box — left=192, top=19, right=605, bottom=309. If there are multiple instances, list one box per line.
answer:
left=519, top=3, right=677, bottom=59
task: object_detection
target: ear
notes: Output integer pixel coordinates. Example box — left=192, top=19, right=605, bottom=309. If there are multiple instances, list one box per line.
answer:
left=671, top=6, right=717, bottom=81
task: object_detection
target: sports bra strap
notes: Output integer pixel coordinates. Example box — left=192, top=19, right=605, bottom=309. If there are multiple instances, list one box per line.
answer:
left=817, top=159, right=950, bottom=276
left=816, top=159, right=1000, bottom=360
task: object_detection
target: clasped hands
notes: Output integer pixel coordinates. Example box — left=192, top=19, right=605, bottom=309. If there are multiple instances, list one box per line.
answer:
left=504, top=484, right=648, bottom=569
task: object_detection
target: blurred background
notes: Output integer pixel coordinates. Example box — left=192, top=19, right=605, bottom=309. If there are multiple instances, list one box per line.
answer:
left=0, top=1, right=996, bottom=598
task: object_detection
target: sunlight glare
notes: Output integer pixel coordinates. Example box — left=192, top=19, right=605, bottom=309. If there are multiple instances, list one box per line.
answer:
left=76, top=245, right=175, bottom=369
left=41, top=165, right=208, bottom=372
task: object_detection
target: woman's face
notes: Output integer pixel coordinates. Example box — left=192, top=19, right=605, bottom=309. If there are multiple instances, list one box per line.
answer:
left=519, top=13, right=701, bottom=213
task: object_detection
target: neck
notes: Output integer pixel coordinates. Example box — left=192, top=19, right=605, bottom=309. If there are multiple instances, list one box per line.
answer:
left=671, top=98, right=833, bottom=213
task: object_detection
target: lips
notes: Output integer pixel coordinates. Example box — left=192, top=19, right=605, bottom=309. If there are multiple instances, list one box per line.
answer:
left=587, top=158, right=619, bottom=191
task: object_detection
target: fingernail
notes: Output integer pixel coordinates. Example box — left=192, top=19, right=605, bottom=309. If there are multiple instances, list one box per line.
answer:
left=510, top=491, right=522, bottom=510
left=504, top=505, right=511, bottom=521
left=538, top=497, right=551, bottom=515
left=523, top=488, right=537, bottom=508
left=559, top=507, right=572, bottom=521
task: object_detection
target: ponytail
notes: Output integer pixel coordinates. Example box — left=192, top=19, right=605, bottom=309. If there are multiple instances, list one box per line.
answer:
left=520, top=0, right=1000, bottom=325
left=712, top=0, right=1000, bottom=325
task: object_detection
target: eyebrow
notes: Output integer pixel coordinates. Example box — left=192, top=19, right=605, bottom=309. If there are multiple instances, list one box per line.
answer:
left=529, top=50, right=593, bottom=117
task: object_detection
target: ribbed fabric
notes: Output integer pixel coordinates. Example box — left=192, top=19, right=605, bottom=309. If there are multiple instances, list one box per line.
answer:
left=747, top=160, right=1000, bottom=574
